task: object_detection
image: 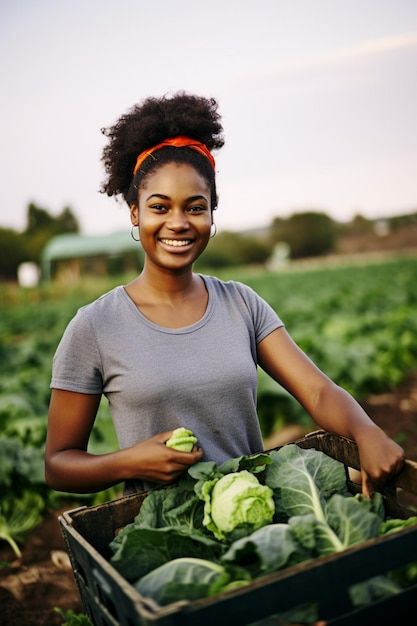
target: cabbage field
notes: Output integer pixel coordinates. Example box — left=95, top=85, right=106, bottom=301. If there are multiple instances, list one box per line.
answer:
left=1, top=256, right=417, bottom=563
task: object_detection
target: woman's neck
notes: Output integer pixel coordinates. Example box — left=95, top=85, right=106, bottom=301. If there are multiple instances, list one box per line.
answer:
left=131, top=264, right=201, bottom=304
left=124, top=263, right=209, bottom=328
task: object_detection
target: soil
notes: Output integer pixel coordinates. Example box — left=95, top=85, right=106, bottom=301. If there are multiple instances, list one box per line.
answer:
left=0, top=505, right=83, bottom=626
left=2, top=373, right=417, bottom=626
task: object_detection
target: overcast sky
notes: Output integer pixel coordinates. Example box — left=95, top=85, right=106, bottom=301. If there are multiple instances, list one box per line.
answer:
left=1, top=0, right=416, bottom=235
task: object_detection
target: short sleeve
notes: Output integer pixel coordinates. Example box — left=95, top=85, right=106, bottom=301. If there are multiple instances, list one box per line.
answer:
left=235, top=282, right=284, bottom=343
left=50, top=308, right=103, bottom=394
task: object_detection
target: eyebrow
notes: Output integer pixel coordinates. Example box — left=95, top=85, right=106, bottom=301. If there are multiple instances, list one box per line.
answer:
left=146, top=194, right=170, bottom=201
left=146, top=193, right=208, bottom=203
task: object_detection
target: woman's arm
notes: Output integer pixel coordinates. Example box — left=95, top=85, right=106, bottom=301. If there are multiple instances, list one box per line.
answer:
left=45, top=389, right=203, bottom=493
left=257, top=327, right=404, bottom=494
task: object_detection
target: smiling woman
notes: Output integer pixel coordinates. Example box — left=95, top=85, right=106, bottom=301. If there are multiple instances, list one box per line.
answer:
left=130, top=162, right=212, bottom=275
left=45, top=92, right=404, bottom=500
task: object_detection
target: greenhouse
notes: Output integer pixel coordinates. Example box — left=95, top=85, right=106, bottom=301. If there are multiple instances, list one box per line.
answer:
left=41, top=230, right=143, bottom=280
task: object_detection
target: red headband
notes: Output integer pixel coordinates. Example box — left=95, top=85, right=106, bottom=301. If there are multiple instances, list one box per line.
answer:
left=133, top=135, right=215, bottom=175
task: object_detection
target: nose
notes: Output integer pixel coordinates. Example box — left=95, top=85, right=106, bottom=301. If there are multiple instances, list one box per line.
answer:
left=167, top=208, right=190, bottom=231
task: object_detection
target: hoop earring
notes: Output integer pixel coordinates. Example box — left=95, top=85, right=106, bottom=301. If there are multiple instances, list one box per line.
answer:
left=210, top=223, right=217, bottom=238
left=130, top=225, right=140, bottom=242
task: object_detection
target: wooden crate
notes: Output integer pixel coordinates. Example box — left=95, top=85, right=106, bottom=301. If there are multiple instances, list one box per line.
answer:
left=59, top=431, right=417, bottom=626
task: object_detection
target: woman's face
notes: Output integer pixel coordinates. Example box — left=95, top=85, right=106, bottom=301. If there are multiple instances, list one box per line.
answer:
left=131, top=162, right=212, bottom=273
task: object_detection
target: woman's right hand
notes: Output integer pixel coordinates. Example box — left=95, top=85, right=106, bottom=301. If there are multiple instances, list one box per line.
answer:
left=45, top=389, right=203, bottom=492
left=123, top=431, right=204, bottom=484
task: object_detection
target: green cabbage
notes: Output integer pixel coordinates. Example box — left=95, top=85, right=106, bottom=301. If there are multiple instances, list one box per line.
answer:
left=165, top=427, right=198, bottom=452
left=200, top=470, right=275, bottom=540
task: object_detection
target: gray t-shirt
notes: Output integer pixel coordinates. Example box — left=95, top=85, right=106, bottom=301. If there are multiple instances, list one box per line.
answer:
left=51, top=275, right=283, bottom=490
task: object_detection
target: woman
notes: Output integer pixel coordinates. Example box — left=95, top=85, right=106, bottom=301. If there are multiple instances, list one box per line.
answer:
left=45, top=92, right=404, bottom=496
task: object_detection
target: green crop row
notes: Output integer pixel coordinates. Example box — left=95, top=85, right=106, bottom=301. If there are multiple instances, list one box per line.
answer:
left=223, top=257, right=417, bottom=435
left=1, top=257, right=416, bottom=554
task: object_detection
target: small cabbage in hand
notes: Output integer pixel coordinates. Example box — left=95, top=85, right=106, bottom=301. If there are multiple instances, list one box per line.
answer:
left=201, top=470, right=275, bottom=540
left=165, top=428, right=198, bottom=452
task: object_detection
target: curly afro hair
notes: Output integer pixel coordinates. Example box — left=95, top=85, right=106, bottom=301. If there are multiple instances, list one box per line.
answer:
left=100, top=92, right=224, bottom=210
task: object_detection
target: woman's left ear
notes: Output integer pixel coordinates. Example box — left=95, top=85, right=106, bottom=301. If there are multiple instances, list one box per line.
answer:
left=130, top=204, right=139, bottom=226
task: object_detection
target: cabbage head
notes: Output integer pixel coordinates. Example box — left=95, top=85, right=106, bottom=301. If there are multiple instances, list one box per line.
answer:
left=201, top=470, right=275, bottom=540
left=166, top=427, right=198, bottom=452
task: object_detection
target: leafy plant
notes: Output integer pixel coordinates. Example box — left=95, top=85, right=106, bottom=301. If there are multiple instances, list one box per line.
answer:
left=265, top=445, right=383, bottom=556
left=349, top=576, right=402, bottom=608
left=0, top=491, right=44, bottom=557
left=107, top=442, right=417, bottom=621
left=108, top=445, right=414, bottom=616
left=54, top=608, right=93, bottom=625
left=222, top=523, right=308, bottom=577
left=135, top=557, right=250, bottom=605
left=110, top=526, right=223, bottom=582
left=0, top=436, right=45, bottom=490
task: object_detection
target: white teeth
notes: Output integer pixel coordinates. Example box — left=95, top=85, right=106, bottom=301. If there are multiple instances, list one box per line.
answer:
left=160, top=239, right=192, bottom=247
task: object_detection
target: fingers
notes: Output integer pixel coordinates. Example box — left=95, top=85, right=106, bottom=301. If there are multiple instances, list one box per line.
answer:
left=387, top=441, right=405, bottom=475
left=365, top=452, right=405, bottom=489
left=152, top=431, right=203, bottom=463
left=152, top=449, right=203, bottom=484
left=153, top=430, right=176, bottom=443
left=357, top=433, right=405, bottom=495
left=169, top=446, right=204, bottom=464
left=361, top=471, right=373, bottom=498
left=127, top=431, right=203, bottom=482
left=152, top=432, right=204, bottom=479
left=394, top=450, right=406, bottom=475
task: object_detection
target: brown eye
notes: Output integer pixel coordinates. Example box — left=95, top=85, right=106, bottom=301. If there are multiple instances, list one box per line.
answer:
left=187, top=206, right=207, bottom=214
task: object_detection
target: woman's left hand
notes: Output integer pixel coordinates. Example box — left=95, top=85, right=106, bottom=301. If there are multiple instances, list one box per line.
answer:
left=256, top=327, right=406, bottom=497
left=356, top=425, right=405, bottom=496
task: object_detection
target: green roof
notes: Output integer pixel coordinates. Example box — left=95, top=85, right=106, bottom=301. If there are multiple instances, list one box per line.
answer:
left=41, top=231, right=142, bottom=279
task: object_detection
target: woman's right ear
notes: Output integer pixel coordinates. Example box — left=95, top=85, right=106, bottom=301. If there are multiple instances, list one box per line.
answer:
left=130, top=204, right=139, bottom=226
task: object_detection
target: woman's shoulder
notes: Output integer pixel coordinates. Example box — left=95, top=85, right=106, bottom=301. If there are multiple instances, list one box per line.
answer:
left=201, top=274, right=259, bottom=301
left=201, top=273, right=247, bottom=291
left=74, top=285, right=124, bottom=324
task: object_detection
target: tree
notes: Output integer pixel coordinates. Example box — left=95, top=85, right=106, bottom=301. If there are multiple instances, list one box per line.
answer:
left=270, top=211, right=336, bottom=259
left=24, top=202, right=80, bottom=263
left=196, top=231, right=272, bottom=269
left=344, top=214, right=373, bottom=236
left=0, top=228, right=28, bottom=279
left=269, top=216, right=285, bottom=246
left=56, top=206, right=80, bottom=233
left=26, top=203, right=55, bottom=233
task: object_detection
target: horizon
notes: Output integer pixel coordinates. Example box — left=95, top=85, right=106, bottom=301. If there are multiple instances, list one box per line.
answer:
left=1, top=1, right=416, bottom=235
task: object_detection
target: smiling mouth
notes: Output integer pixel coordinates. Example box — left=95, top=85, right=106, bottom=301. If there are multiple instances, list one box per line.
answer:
left=159, top=238, right=194, bottom=248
